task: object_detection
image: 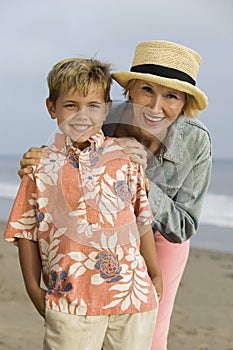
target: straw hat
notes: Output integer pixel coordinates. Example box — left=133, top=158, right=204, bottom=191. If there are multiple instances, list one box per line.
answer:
left=112, top=40, right=208, bottom=110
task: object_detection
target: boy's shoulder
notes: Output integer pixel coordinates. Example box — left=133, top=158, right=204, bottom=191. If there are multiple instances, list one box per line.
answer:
left=104, top=136, right=119, bottom=145
left=100, top=136, right=125, bottom=154
left=29, top=134, right=67, bottom=176
left=102, top=136, right=129, bottom=158
left=100, top=136, right=140, bottom=169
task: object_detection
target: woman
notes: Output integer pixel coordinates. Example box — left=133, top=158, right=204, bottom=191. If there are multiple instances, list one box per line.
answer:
left=19, top=40, right=212, bottom=350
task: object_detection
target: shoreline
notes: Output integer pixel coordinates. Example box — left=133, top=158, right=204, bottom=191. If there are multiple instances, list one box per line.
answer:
left=1, top=221, right=233, bottom=349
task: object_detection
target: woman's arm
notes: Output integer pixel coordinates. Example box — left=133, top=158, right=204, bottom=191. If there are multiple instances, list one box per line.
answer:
left=147, top=128, right=212, bottom=243
left=116, top=127, right=212, bottom=243
left=148, top=156, right=211, bottom=243
left=18, top=239, right=46, bottom=318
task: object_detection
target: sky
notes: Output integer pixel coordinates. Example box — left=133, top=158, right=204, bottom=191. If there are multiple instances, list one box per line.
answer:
left=1, top=0, right=233, bottom=159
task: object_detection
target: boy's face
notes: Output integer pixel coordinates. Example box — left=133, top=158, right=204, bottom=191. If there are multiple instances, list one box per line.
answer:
left=46, top=85, right=111, bottom=143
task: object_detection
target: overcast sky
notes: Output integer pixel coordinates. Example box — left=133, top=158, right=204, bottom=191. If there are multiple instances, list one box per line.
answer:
left=1, top=0, right=232, bottom=159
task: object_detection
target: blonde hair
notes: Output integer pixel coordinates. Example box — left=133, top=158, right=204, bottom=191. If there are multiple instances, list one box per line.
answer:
left=123, top=79, right=200, bottom=118
left=47, top=58, right=112, bottom=104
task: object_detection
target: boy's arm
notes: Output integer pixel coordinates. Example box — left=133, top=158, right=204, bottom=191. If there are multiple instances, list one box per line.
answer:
left=139, top=226, right=163, bottom=302
left=18, top=239, right=46, bottom=318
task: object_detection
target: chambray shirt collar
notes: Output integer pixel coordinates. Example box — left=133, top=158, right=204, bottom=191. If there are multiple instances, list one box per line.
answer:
left=160, top=117, right=185, bottom=165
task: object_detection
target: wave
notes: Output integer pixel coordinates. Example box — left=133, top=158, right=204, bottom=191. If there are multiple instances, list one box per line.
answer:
left=200, top=193, right=233, bottom=229
left=0, top=183, right=19, bottom=199
left=1, top=182, right=233, bottom=229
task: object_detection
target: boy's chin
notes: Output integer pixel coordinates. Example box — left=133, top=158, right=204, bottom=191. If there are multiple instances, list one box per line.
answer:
left=71, top=133, right=93, bottom=147
left=73, top=135, right=88, bottom=143
left=66, top=132, right=90, bottom=144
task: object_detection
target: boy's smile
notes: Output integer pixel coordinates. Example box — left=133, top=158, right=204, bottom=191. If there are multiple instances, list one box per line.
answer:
left=46, top=85, right=111, bottom=144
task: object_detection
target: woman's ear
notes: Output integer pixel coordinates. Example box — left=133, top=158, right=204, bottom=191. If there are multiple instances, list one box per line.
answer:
left=46, top=98, right=56, bottom=119
left=181, top=104, right=186, bottom=116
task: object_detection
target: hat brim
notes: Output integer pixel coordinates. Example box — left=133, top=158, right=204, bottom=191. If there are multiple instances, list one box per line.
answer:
left=112, top=71, right=208, bottom=111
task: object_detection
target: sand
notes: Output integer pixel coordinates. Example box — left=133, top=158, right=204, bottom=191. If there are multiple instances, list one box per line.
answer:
left=0, top=220, right=233, bottom=350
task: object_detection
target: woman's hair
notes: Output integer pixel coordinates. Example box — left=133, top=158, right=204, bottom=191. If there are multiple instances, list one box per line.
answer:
left=184, top=94, right=200, bottom=118
left=123, top=79, right=200, bottom=118
left=47, top=58, right=112, bottom=104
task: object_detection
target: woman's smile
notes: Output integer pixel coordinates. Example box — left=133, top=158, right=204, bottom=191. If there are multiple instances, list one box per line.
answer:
left=143, top=112, right=165, bottom=126
left=130, top=80, right=186, bottom=131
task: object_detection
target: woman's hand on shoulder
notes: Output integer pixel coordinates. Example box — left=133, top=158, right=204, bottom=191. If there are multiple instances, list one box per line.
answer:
left=115, top=137, right=148, bottom=169
left=18, top=146, right=45, bottom=178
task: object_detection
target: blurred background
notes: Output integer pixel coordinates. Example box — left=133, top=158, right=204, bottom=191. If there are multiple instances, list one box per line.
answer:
left=0, top=0, right=233, bottom=251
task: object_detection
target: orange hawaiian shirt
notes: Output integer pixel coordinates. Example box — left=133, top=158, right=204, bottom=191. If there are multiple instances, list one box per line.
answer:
left=4, top=130, right=157, bottom=316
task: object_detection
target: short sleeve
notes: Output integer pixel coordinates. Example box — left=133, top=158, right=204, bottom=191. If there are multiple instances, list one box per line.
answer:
left=4, top=174, right=38, bottom=244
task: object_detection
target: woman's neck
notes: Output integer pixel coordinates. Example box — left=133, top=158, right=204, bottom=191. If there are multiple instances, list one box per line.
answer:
left=115, top=123, right=163, bottom=155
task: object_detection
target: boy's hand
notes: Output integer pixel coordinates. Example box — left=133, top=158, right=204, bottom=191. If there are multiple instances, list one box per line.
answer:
left=152, top=275, right=163, bottom=303
left=18, top=147, right=45, bottom=178
left=30, top=287, right=46, bottom=319
left=18, top=239, right=46, bottom=318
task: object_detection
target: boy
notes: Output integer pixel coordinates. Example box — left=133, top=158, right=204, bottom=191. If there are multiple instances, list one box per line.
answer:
left=4, top=58, right=162, bottom=350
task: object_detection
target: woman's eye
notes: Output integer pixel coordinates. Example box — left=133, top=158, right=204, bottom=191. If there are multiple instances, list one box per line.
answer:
left=142, top=86, right=153, bottom=94
left=166, top=93, right=177, bottom=99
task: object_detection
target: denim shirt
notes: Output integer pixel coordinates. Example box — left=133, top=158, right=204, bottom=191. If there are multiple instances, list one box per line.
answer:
left=103, top=102, right=212, bottom=243
left=146, top=116, right=212, bottom=243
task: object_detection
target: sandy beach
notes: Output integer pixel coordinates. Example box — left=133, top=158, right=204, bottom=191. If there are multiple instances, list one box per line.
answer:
left=0, top=220, right=233, bottom=350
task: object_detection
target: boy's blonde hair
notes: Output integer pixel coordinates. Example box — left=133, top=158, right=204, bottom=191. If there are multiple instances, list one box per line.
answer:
left=123, top=79, right=200, bottom=118
left=47, top=58, right=112, bottom=104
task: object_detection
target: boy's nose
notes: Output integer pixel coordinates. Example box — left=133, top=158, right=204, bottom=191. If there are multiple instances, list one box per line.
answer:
left=77, top=106, right=89, bottom=116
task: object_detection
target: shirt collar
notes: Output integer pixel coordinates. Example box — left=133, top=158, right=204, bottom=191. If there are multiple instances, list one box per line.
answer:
left=65, top=129, right=105, bottom=153
left=160, top=117, right=185, bottom=165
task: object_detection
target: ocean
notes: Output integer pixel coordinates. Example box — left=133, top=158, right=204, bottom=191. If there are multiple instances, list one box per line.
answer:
left=0, top=155, right=232, bottom=253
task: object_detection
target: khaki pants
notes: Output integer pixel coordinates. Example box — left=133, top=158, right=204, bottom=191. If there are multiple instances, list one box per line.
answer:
left=43, top=308, right=157, bottom=350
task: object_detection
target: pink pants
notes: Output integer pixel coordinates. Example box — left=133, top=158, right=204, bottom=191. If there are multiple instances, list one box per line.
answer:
left=151, top=232, right=190, bottom=350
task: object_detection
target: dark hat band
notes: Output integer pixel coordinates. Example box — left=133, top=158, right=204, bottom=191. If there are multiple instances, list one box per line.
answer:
left=130, top=64, right=196, bottom=86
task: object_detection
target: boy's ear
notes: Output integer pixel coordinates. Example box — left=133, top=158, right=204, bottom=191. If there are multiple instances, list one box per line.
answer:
left=46, top=98, right=56, bottom=119
left=104, top=100, right=112, bottom=119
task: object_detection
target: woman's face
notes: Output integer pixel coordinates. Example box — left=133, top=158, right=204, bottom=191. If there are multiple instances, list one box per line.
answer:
left=129, top=80, right=186, bottom=140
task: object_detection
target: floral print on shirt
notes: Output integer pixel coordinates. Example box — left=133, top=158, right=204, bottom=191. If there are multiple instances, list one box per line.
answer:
left=4, top=131, right=157, bottom=316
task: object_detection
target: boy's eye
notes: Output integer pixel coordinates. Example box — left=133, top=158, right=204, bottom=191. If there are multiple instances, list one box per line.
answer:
left=65, top=103, right=76, bottom=109
left=89, top=104, right=101, bottom=109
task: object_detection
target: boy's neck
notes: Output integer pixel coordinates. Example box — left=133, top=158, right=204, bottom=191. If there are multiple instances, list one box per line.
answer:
left=72, top=140, right=91, bottom=151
